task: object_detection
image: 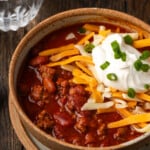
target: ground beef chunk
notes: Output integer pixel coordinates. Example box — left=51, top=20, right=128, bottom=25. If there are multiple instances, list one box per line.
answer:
left=35, top=110, right=54, bottom=130
left=97, top=123, right=106, bottom=136
left=53, top=124, right=66, bottom=139
left=56, top=78, right=70, bottom=96
left=66, top=85, right=89, bottom=112
left=30, top=85, right=49, bottom=102
left=74, top=117, right=88, bottom=133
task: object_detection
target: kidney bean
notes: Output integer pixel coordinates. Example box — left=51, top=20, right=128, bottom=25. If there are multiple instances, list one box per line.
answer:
left=43, top=77, right=56, bottom=93
left=29, top=56, right=49, bottom=66
left=53, top=111, right=74, bottom=126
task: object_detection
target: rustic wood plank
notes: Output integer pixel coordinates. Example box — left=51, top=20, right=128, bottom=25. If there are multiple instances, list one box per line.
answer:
left=126, top=0, right=150, bottom=24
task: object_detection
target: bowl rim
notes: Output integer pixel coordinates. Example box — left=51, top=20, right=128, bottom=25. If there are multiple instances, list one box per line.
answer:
left=8, top=7, right=150, bottom=150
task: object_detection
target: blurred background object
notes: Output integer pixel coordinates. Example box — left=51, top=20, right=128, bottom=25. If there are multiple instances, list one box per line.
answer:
left=0, top=0, right=43, bottom=31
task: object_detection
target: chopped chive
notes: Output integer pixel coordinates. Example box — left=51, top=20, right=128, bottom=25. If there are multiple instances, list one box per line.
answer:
left=100, top=61, right=110, bottom=70
left=78, top=27, right=86, bottom=33
left=111, top=40, right=121, bottom=54
left=141, top=64, right=149, bottom=72
left=121, top=52, right=126, bottom=61
left=140, top=50, right=150, bottom=60
left=134, top=59, right=142, bottom=71
left=84, top=43, right=95, bottom=53
left=114, top=52, right=121, bottom=59
left=127, top=88, right=136, bottom=98
left=144, top=84, right=150, bottom=90
left=107, top=73, right=118, bottom=81
left=111, top=40, right=126, bottom=61
left=124, top=35, right=133, bottom=45
left=134, top=59, right=150, bottom=72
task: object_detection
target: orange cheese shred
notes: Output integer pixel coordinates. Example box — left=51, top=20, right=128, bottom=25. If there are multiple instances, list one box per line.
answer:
left=117, top=108, right=146, bottom=128
left=39, top=43, right=75, bottom=56
left=133, top=38, right=150, bottom=48
left=97, top=107, right=116, bottom=114
left=137, top=93, right=150, bottom=102
left=83, top=24, right=99, bottom=32
left=47, top=55, right=93, bottom=67
left=72, top=68, right=102, bottom=102
left=72, top=77, right=88, bottom=85
left=50, top=48, right=79, bottom=61
left=99, top=29, right=111, bottom=37
left=108, top=112, right=150, bottom=129
left=72, top=68, right=97, bottom=87
left=112, top=91, right=123, bottom=99
left=77, top=32, right=95, bottom=45
left=75, top=61, right=93, bottom=77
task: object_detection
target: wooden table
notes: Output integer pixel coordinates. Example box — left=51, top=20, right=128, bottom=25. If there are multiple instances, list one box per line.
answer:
left=1, top=0, right=150, bottom=149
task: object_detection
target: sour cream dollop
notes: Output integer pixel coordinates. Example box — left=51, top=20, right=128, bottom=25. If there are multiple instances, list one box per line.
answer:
left=92, top=34, right=150, bottom=92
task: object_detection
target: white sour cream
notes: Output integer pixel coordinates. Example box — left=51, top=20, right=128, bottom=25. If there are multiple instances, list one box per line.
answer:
left=92, top=34, right=150, bottom=92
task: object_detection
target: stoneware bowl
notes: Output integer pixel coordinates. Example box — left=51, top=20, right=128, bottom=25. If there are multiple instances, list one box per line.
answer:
left=9, top=8, right=150, bottom=150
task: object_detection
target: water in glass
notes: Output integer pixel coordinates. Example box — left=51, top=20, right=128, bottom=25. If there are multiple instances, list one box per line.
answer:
left=0, top=0, right=43, bottom=31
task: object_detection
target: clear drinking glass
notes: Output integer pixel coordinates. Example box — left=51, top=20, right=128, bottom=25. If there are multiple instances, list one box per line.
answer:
left=0, top=0, right=43, bottom=31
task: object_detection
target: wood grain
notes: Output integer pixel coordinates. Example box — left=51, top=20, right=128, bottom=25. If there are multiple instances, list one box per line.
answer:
left=0, top=0, right=150, bottom=150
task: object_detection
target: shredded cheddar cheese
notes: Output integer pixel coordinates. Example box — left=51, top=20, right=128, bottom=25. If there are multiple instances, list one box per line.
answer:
left=137, top=93, right=150, bottom=102
left=47, top=55, right=93, bottom=67
left=77, top=32, right=95, bottom=45
left=83, top=24, right=99, bottom=32
left=39, top=43, right=75, bottom=56
left=99, top=29, right=111, bottom=37
left=75, top=61, right=93, bottom=77
left=133, top=38, right=150, bottom=48
left=108, top=113, right=150, bottom=128
left=50, top=48, right=79, bottom=61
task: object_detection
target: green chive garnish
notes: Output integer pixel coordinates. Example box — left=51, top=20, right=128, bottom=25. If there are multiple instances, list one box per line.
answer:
left=107, top=73, right=118, bottom=81
left=100, top=61, right=110, bottom=70
left=78, top=27, right=86, bottom=33
left=114, top=52, right=122, bottom=59
left=111, top=40, right=121, bottom=59
left=134, top=59, right=150, bottom=72
left=140, top=50, right=150, bottom=60
left=127, top=88, right=136, bottom=98
left=121, top=52, right=127, bottom=61
left=111, top=40, right=127, bottom=61
left=141, top=64, right=149, bottom=72
left=144, top=84, right=150, bottom=90
left=84, top=43, right=95, bottom=53
left=124, top=35, right=133, bottom=45
left=134, top=59, right=142, bottom=71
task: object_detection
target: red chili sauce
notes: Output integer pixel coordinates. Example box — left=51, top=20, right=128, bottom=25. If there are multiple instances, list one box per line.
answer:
left=17, top=23, right=141, bottom=147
